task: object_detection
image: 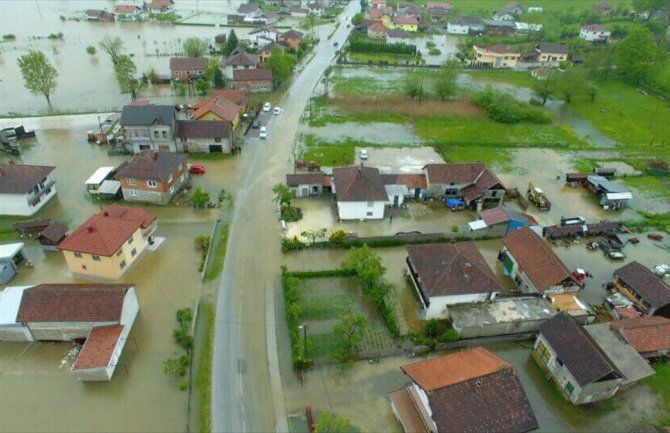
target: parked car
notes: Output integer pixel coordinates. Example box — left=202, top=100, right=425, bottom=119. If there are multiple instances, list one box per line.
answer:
left=263, top=102, right=272, bottom=112
left=360, top=149, right=368, bottom=160
left=189, top=164, right=206, bottom=175
left=273, top=107, right=281, bottom=115
left=260, top=126, right=267, bottom=139
left=608, top=251, right=626, bottom=261
left=252, top=120, right=260, bottom=129
left=333, top=41, right=339, bottom=47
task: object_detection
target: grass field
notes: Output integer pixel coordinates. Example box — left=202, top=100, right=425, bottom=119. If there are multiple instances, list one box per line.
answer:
left=422, top=0, right=631, bottom=15
left=641, top=362, right=670, bottom=424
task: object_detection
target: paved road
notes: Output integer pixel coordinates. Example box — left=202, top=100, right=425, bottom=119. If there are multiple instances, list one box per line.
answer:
left=212, top=6, right=358, bottom=433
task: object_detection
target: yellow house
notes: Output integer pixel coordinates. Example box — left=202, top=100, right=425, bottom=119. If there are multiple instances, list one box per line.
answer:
left=473, top=44, right=520, bottom=69
left=390, top=15, right=419, bottom=32
left=190, top=97, right=241, bottom=128
left=59, top=205, right=157, bottom=280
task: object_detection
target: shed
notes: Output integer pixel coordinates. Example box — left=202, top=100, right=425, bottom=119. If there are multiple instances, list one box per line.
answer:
left=13, top=219, right=51, bottom=237
left=0, top=243, right=26, bottom=284
left=99, top=180, right=122, bottom=200
left=85, top=167, right=115, bottom=195
left=37, top=222, right=68, bottom=250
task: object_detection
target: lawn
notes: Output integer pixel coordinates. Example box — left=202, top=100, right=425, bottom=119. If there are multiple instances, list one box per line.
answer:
left=435, top=0, right=630, bottom=15
left=465, top=70, right=536, bottom=89
left=195, top=302, right=215, bottom=433
left=350, top=52, right=416, bottom=65
left=641, top=362, right=670, bottom=424
left=204, top=223, right=229, bottom=282
left=301, top=143, right=355, bottom=166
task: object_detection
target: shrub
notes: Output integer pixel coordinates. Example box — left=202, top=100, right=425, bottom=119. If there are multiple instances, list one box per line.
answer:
left=281, top=205, right=303, bottom=222
left=3, top=34, right=16, bottom=40
left=281, top=236, right=306, bottom=252
left=440, top=328, right=459, bottom=342
left=86, top=45, right=96, bottom=55
left=349, top=39, right=417, bottom=55
left=329, top=229, right=347, bottom=247
left=426, top=41, right=436, bottom=48
left=471, top=88, right=551, bottom=124
left=281, top=267, right=313, bottom=368
left=191, top=186, right=210, bottom=208
left=428, top=48, right=441, bottom=56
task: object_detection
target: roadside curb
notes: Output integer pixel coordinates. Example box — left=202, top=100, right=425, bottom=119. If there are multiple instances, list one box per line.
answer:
left=266, top=282, right=290, bottom=433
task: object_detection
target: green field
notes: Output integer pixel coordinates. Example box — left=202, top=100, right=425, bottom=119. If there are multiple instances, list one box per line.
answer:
left=416, top=0, right=631, bottom=14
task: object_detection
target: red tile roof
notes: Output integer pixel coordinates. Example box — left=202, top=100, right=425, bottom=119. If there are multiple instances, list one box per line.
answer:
left=407, top=241, right=502, bottom=297
left=402, top=347, right=509, bottom=390
left=382, top=174, right=427, bottom=189
left=394, top=15, right=420, bottom=25
left=475, top=44, right=520, bottom=55
left=73, top=325, right=125, bottom=370
left=612, top=316, right=670, bottom=355
left=367, top=21, right=388, bottom=32
left=333, top=166, right=387, bottom=202
left=479, top=207, right=509, bottom=226
left=59, top=205, right=155, bottom=256
left=503, top=227, right=577, bottom=293
left=210, top=89, right=248, bottom=106
left=191, top=97, right=240, bottom=122
left=115, top=4, right=138, bottom=13
left=16, top=284, right=130, bottom=322
left=233, top=68, right=274, bottom=82
left=170, top=57, right=208, bottom=71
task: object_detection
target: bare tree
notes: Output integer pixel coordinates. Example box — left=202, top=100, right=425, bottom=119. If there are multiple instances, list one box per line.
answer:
left=99, top=36, right=124, bottom=65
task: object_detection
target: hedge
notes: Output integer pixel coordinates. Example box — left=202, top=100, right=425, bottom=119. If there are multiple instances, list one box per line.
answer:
left=349, top=40, right=417, bottom=55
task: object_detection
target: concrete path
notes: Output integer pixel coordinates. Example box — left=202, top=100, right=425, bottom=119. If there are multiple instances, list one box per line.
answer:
left=211, top=6, right=359, bottom=433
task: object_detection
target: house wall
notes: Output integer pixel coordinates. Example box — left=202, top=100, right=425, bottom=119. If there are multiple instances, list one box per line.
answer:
left=181, top=137, right=233, bottom=153
left=337, top=200, right=385, bottom=220
left=447, top=23, right=469, bottom=34
left=424, top=293, right=494, bottom=320
left=474, top=51, right=520, bottom=68
left=231, top=80, right=273, bottom=92
left=534, top=334, right=622, bottom=404
left=580, top=29, right=610, bottom=41
left=120, top=163, right=188, bottom=204
left=225, top=64, right=257, bottom=80
left=26, top=321, right=117, bottom=341
left=290, top=183, right=323, bottom=197
left=390, top=22, right=418, bottom=32
left=425, top=181, right=470, bottom=198
left=500, top=248, right=578, bottom=295
left=62, top=227, right=148, bottom=280
left=0, top=324, right=33, bottom=341
left=453, top=313, right=547, bottom=339
left=197, top=111, right=240, bottom=128
left=539, top=52, right=568, bottom=63
left=124, top=125, right=177, bottom=153
left=171, top=68, right=205, bottom=81
left=0, top=174, right=58, bottom=216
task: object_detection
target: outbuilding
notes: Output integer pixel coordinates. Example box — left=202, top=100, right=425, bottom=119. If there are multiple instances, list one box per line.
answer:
left=0, top=243, right=27, bottom=284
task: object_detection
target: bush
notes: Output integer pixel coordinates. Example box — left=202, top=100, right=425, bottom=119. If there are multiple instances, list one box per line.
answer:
left=281, top=267, right=313, bottom=368
left=86, top=45, right=96, bottom=55
left=191, top=186, right=210, bottom=208
left=281, top=236, right=306, bottom=252
left=3, top=34, right=16, bottom=40
left=281, top=206, right=303, bottom=222
left=426, top=41, right=436, bottom=48
left=428, top=48, right=441, bottom=56
left=329, top=229, right=347, bottom=247
left=349, top=39, right=417, bottom=55
left=47, top=32, right=63, bottom=40
left=285, top=269, right=356, bottom=278
left=471, top=88, right=551, bottom=124
left=440, top=328, right=459, bottom=342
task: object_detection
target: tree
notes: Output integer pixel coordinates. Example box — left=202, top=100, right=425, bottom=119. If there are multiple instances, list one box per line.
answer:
left=144, top=67, right=159, bottom=84
left=183, top=37, right=208, bottom=57
left=86, top=45, right=96, bottom=56
left=114, top=54, right=143, bottom=100
left=212, top=65, right=225, bottom=88
left=616, top=27, right=659, bottom=84
left=314, top=412, right=353, bottom=433
left=351, top=12, right=364, bottom=25
left=434, top=66, right=457, bottom=100
left=192, top=186, right=210, bottom=207
left=341, top=245, right=385, bottom=290
left=557, top=69, right=585, bottom=104
left=224, top=30, right=239, bottom=56
left=585, top=49, right=614, bottom=81
left=17, top=51, right=58, bottom=107
left=273, top=183, right=292, bottom=208
left=194, top=78, right=211, bottom=96
left=99, top=36, right=124, bottom=65
left=403, top=74, right=422, bottom=99
left=333, top=314, right=367, bottom=363
left=268, top=49, right=295, bottom=87
left=585, top=81, right=599, bottom=102
left=360, top=0, right=369, bottom=12
left=633, top=0, right=670, bottom=17
left=531, top=71, right=557, bottom=105
left=455, top=43, right=475, bottom=64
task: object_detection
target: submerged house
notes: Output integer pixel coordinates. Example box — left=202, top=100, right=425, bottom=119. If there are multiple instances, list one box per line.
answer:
left=286, top=173, right=331, bottom=197
left=391, top=347, right=538, bottom=433
left=500, top=227, right=581, bottom=295
left=0, top=283, right=139, bottom=381
left=0, top=164, right=57, bottom=216
left=332, top=166, right=388, bottom=220
left=406, top=242, right=503, bottom=319
left=423, top=163, right=505, bottom=211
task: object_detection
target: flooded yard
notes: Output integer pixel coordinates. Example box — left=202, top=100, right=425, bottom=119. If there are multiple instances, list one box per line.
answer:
left=305, top=123, right=424, bottom=145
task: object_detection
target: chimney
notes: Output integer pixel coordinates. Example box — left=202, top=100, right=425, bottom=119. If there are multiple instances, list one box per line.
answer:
left=103, top=210, right=109, bottom=217
left=464, top=262, right=472, bottom=275
left=86, top=226, right=95, bottom=233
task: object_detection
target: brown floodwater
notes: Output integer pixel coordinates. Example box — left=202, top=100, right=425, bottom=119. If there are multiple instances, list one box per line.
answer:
left=0, top=117, right=242, bottom=432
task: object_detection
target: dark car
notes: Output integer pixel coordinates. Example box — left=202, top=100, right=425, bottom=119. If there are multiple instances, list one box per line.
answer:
left=252, top=120, right=260, bottom=129
left=333, top=41, right=339, bottom=47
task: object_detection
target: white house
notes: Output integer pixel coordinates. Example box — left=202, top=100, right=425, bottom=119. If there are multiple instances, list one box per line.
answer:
left=391, top=347, right=539, bottom=433
left=0, top=284, right=139, bottom=381
left=406, top=242, right=503, bottom=319
left=492, top=8, right=515, bottom=21
left=580, top=23, right=611, bottom=42
left=447, top=16, right=485, bottom=34
left=0, top=164, right=57, bottom=216
left=534, top=313, right=624, bottom=405
left=332, top=166, right=388, bottom=220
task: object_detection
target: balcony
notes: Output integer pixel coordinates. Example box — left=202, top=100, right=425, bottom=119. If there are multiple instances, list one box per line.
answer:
left=28, top=180, right=56, bottom=207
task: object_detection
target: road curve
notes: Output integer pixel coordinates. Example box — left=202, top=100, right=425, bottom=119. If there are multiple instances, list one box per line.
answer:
left=212, top=5, right=358, bottom=432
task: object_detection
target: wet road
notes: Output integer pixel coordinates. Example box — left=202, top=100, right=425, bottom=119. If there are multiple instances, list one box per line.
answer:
left=211, top=5, right=359, bottom=433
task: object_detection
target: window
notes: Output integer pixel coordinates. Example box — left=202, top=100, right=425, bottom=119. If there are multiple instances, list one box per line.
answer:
left=129, top=190, right=140, bottom=198
left=169, top=186, right=175, bottom=194
left=491, top=191, right=498, bottom=198
left=167, top=174, right=173, bottom=183
left=565, top=382, right=575, bottom=395
left=74, top=252, right=83, bottom=258
left=154, top=131, right=159, bottom=138
left=131, top=248, right=137, bottom=257
left=82, top=265, right=87, bottom=270
left=535, top=340, right=551, bottom=365
left=128, top=237, right=134, bottom=245
left=366, top=212, right=373, bottom=216
left=367, top=201, right=374, bottom=207
left=92, top=255, right=101, bottom=261
left=120, top=260, right=127, bottom=269
left=116, top=250, right=123, bottom=257
left=162, top=131, right=167, bottom=139
left=214, top=138, right=221, bottom=143
left=147, top=180, right=157, bottom=188
left=128, top=177, right=136, bottom=186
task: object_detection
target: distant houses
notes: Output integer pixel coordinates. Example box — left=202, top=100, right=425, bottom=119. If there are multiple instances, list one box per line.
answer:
left=0, top=164, right=57, bottom=216
left=169, top=57, right=208, bottom=82
left=447, top=16, right=485, bottom=35
left=391, top=347, right=539, bottom=433
left=580, top=23, right=611, bottom=42
left=115, top=4, right=143, bottom=20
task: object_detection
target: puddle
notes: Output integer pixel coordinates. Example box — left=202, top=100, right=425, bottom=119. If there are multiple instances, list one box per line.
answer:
left=306, top=122, right=424, bottom=145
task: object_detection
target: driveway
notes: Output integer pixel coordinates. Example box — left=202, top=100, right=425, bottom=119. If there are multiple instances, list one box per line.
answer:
left=353, top=146, right=445, bottom=173
left=211, top=5, right=360, bottom=433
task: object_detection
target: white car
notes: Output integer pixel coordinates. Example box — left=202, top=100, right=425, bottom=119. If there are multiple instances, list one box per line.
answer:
left=360, top=149, right=368, bottom=160
left=273, top=107, right=281, bottom=115
left=260, top=126, right=268, bottom=139
left=263, top=102, right=272, bottom=112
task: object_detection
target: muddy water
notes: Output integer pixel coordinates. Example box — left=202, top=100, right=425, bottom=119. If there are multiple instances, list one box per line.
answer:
left=0, top=116, right=243, bottom=431
left=282, top=244, right=670, bottom=432
left=0, top=1, right=262, bottom=115
left=305, top=122, right=424, bottom=144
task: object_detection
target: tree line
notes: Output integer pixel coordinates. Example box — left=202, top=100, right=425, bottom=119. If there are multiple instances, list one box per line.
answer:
left=349, top=40, right=417, bottom=55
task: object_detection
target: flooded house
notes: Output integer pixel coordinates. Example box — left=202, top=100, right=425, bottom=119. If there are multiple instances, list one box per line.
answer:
left=120, top=104, right=177, bottom=153
left=580, top=23, right=611, bottom=42
left=224, top=51, right=260, bottom=80
left=86, top=9, right=115, bottom=21
left=446, top=16, right=485, bottom=35
left=169, top=57, right=208, bottom=82
left=0, top=164, right=57, bottom=216
left=390, top=347, right=538, bottom=433
left=277, top=29, right=305, bottom=50
left=332, top=165, right=387, bottom=220
left=147, top=0, right=174, bottom=13
left=406, top=242, right=503, bottom=320
left=286, top=173, right=330, bottom=197
left=0, top=243, right=27, bottom=284
left=423, top=162, right=505, bottom=211
left=176, top=120, right=234, bottom=154
left=36, top=222, right=68, bottom=251
left=187, top=96, right=241, bottom=128
left=115, top=4, right=143, bottom=20
left=58, top=205, right=157, bottom=280
left=534, top=312, right=649, bottom=405
left=115, top=152, right=189, bottom=204
left=612, top=261, right=670, bottom=318
left=232, top=68, right=274, bottom=91
left=500, top=227, right=581, bottom=295
left=468, top=206, right=538, bottom=236
left=0, top=283, right=138, bottom=381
